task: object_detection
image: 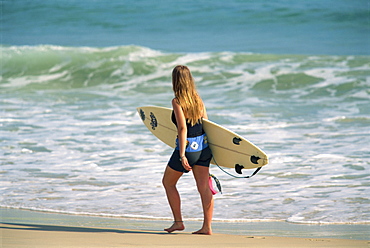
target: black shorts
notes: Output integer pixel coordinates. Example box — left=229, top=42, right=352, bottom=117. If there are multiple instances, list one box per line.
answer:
left=168, top=146, right=212, bottom=173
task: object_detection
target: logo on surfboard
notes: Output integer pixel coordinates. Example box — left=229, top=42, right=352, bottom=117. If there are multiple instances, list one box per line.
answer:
left=150, top=112, right=158, bottom=130
left=139, top=109, right=145, bottom=121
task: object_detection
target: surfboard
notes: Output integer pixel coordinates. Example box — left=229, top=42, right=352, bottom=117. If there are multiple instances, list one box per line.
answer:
left=137, top=106, right=268, bottom=173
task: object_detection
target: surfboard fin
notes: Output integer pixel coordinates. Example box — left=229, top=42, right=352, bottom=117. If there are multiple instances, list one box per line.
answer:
left=233, top=137, right=242, bottom=145
left=235, top=164, right=244, bottom=174
left=250, top=155, right=260, bottom=164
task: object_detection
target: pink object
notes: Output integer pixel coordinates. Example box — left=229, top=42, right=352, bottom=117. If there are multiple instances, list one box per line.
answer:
left=209, top=176, right=218, bottom=195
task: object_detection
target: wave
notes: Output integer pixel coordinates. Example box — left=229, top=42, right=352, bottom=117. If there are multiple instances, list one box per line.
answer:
left=1, top=45, right=369, bottom=99
left=2, top=45, right=369, bottom=227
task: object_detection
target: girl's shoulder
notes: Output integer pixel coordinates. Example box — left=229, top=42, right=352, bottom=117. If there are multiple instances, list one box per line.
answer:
left=171, top=98, right=180, bottom=106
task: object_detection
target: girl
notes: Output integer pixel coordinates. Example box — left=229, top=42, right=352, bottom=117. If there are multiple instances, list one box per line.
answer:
left=162, top=65, right=213, bottom=235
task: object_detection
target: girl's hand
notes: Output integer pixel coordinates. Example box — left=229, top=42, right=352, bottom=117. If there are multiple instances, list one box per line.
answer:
left=181, top=156, right=192, bottom=171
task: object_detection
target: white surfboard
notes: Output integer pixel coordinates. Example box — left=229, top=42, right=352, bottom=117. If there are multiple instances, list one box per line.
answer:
left=137, top=106, right=268, bottom=172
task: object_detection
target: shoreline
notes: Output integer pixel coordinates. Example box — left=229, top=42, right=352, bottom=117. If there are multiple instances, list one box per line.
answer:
left=1, top=208, right=369, bottom=242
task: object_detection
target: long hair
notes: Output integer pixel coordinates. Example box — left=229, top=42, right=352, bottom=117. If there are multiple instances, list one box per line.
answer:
left=172, top=65, right=203, bottom=126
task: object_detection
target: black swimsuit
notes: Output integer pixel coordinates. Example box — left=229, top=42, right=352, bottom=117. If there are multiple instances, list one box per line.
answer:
left=171, top=111, right=204, bottom=137
left=168, top=111, right=212, bottom=173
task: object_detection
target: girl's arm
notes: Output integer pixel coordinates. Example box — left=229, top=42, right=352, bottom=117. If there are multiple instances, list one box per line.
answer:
left=172, top=98, right=191, bottom=171
left=202, top=102, right=208, bottom=120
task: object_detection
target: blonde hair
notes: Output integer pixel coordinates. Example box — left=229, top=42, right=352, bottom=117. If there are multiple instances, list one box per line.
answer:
left=172, top=65, right=203, bottom=126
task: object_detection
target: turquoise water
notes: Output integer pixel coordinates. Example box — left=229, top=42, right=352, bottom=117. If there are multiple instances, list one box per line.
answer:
left=1, top=1, right=370, bottom=226
left=2, top=0, right=369, bottom=55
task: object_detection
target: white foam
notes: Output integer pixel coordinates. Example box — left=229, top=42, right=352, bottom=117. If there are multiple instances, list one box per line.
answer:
left=1, top=48, right=369, bottom=224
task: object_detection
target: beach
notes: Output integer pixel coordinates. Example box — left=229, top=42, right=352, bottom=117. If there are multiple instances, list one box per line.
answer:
left=1, top=1, right=369, bottom=247
left=1, top=208, right=369, bottom=247
left=2, top=224, right=368, bottom=248
left=1, top=209, right=369, bottom=248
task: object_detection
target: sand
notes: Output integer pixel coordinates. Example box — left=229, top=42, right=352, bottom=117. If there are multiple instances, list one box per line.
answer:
left=1, top=208, right=369, bottom=248
left=1, top=222, right=369, bottom=248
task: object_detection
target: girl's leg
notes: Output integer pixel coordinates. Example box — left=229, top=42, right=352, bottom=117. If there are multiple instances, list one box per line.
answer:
left=162, top=165, right=185, bottom=232
left=192, top=165, right=213, bottom=235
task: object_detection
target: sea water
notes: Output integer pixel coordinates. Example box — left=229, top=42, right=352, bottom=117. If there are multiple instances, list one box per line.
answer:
left=1, top=0, right=369, bottom=226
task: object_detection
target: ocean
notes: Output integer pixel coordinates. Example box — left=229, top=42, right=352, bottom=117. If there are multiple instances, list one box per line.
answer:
left=1, top=0, right=369, bottom=230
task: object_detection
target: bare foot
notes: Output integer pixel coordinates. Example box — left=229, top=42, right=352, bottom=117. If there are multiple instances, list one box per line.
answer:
left=164, top=221, right=185, bottom=233
left=192, top=229, right=212, bottom=235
